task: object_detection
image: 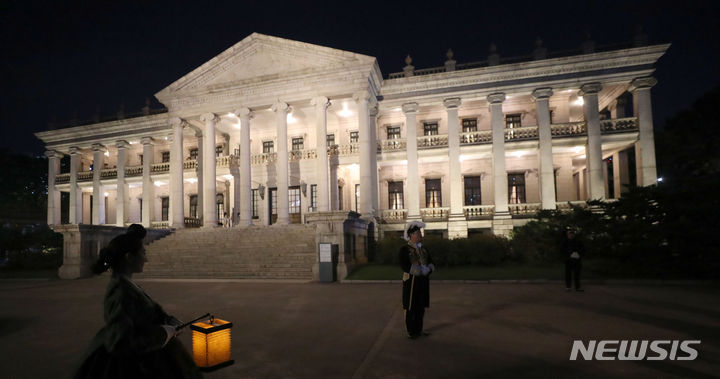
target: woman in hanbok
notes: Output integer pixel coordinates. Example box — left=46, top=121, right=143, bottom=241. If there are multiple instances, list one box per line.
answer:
left=74, top=224, right=202, bottom=378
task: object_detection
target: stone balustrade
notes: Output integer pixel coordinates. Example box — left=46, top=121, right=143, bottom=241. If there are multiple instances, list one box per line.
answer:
left=55, top=173, right=70, bottom=184
left=460, top=130, right=492, bottom=145
left=505, top=126, right=539, bottom=141
left=508, top=203, right=541, bottom=216
left=289, top=149, right=317, bottom=161
left=417, top=134, right=449, bottom=149
left=217, top=155, right=235, bottom=168
left=600, top=117, right=638, bottom=133
left=463, top=205, right=495, bottom=219
left=150, top=221, right=171, bottom=229
left=556, top=200, right=589, bottom=211
left=381, top=209, right=407, bottom=223
left=183, top=160, right=197, bottom=170
left=77, top=171, right=93, bottom=181
left=420, top=207, right=450, bottom=221
left=379, top=139, right=406, bottom=152
left=150, top=162, right=169, bottom=173
left=251, top=152, right=277, bottom=165
left=550, top=121, right=587, bottom=137
left=100, top=169, right=117, bottom=179
left=125, top=165, right=143, bottom=177
left=184, top=217, right=201, bottom=227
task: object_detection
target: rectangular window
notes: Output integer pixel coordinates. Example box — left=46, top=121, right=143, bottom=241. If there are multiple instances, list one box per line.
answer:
left=233, top=146, right=240, bottom=156
left=549, top=110, right=555, bottom=124
left=161, top=197, right=169, bottom=221
left=338, top=186, right=344, bottom=210
left=508, top=173, right=526, bottom=204
left=216, top=193, right=224, bottom=222
left=251, top=189, right=259, bottom=219
left=462, top=118, right=478, bottom=133
left=189, top=195, right=198, bottom=218
left=350, top=131, right=359, bottom=143
left=289, top=187, right=301, bottom=214
left=263, top=141, right=274, bottom=154
left=190, top=148, right=198, bottom=160
left=505, top=114, right=522, bottom=129
left=215, top=145, right=223, bottom=157
left=388, top=181, right=404, bottom=210
left=355, top=184, right=360, bottom=212
left=464, top=176, right=482, bottom=206
left=271, top=189, right=277, bottom=215
left=292, top=137, right=304, bottom=151
left=310, top=184, right=317, bottom=210
left=326, top=134, right=335, bottom=146
left=139, top=154, right=143, bottom=165
left=161, top=151, right=170, bottom=163
left=425, top=179, right=442, bottom=208
left=423, top=122, right=439, bottom=136
left=387, top=126, right=401, bottom=140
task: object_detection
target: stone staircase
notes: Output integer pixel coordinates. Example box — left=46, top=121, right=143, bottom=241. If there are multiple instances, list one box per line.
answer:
left=139, top=224, right=317, bottom=280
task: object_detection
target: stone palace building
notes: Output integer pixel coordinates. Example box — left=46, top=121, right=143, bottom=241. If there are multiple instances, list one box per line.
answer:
left=36, top=33, right=669, bottom=240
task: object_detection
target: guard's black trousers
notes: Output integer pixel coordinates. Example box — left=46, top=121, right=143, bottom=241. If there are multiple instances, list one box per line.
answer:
left=565, top=259, right=582, bottom=289
left=405, top=306, right=425, bottom=336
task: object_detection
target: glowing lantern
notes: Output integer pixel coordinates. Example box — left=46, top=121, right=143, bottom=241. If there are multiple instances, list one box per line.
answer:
left=191, top=316, right=234, bottom=371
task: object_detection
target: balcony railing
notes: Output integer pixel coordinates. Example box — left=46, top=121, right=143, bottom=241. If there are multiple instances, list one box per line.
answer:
left=290, top=149, right=317, bottom=161
left=550, top=121, right=586, bottom=137
left=600, top=117, right=638, bottom=133
left=379, top=139, right=406, bottom=152
left=417, top=134, right=448, bottom=149
left=508, top=203, right=541, bottom=216
left=125, top=165, right=142, bottom=177
left=463, top=205, right=495, bottom=220
left=100, top=169, right=117, bottom=179
left=55, top=173, right=70, bottom=184
left=420, top=207, right=449, bottom=221
left=150, top=221, right=171, bottom=229
left=217, top=156, right=235, bottom=168
left=556, top=200, right=589, bottom=212
left=77, top=171, right=93, bottom=182
left=184, top=160, right=197, bottom=170
left=460, top=130, right=492, bottom=145
left=150, top=162, right=169, bottom=173
left=251, top=152, right=277, bottom=165
left=505, top=126, right=539, bottom=141
left=381, top=209, right=407, bottom=223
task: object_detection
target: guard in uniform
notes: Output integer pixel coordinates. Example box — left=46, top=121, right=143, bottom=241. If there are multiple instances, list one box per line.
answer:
left=399, top=221, right=435, bottom=339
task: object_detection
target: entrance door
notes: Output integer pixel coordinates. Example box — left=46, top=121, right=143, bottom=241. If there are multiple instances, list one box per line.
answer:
left=269, top=188, right=277, bottom=225
left=268, top=187, right=302, bottom=225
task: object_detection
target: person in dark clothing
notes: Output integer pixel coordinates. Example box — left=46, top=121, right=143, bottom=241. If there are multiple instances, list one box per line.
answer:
left=399, top=221, right=435, bottom=339
left=562, top=229, right=586, bottom=292
left=74, top=224, right=203, bottom=379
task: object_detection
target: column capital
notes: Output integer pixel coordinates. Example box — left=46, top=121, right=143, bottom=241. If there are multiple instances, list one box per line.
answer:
left=579, top=82, right=603, bottom=96
left=271, top=101, right=290, bottom=113
left=91, top=143, right=106, bottom=152
left=140, top=137, right=155, bottom=146
left=630, top=76, right=657, bottom=92
left=234, top=107, right=254, bottom=119
left=531, top=87, right=554, bottom=100
left=443, top=97, right=462, bottom=109
left=369, top=103, right=379, bottom=117
left=353, top=91, right=371, bottom=103
left=487, top=92, right=506, bottom=104
left=401, top=102, right=419, bottom=114
left=310, top=96, right=330, bottom=109
left=115, top=140, right=130, bottom=149
left=168, top=117, right=187, bottom=128
left=45, top=150, right=61, bottom=159
left=69, top=146, right=81, bottom=155
left=199, top=112, right=219, bottom=123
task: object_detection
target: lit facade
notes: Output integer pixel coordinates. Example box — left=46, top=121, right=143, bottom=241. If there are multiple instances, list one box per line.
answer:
left=36, top=33, right=669, bottom=238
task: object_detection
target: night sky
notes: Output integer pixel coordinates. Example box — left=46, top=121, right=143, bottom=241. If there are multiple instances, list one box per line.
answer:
left=2, top=0, right=719, bottom=156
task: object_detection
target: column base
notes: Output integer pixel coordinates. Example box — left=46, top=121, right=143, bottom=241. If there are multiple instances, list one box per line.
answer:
left=448, top=213, right=468, bottom=239
left=492, top=212, right=513, bottom=237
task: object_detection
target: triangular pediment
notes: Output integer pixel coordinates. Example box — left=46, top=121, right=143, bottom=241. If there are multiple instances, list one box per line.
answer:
left=158, top=33, right=376, bottom=97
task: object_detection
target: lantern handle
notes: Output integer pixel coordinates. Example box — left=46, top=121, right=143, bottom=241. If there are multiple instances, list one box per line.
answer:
left=175, top=312, right=211, bottom=331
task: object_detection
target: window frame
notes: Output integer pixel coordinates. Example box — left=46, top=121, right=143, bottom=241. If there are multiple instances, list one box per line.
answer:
left=425, top=178, right=442, bottom=208
left=505, top=113, right=522, bottom=129
left=388, top=181, right=404, bottom=210
left=464, top=176, right=482, bottom=206
left=462, top=118, right=478, bottom=133
left=423, top=122, right=439, bottom=136
left=386, top=126, right=401, bottom=140
left=508, top=173, right=526, bottom=204
left=262, top=140, right=274, bottom=154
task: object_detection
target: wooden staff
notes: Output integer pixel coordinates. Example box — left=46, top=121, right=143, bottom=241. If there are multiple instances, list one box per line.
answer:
left=175, top=313, right=211, bottom=331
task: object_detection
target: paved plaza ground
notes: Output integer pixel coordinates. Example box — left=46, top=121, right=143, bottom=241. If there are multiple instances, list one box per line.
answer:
left=0, top=277, right=718, bottom=378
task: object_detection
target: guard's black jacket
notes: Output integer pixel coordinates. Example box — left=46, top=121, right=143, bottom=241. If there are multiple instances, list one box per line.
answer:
left=399, top=244, right=433, bottom=310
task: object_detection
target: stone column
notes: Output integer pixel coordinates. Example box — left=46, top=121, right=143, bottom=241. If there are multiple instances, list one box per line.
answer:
left=311, top=97, right=331, bottom=212
left=579, top=82, right=605, bottom=200
left=402, top=102, right=420, bottom=220
left=169, top=118, right=186, bottom=228
left=444, top=97, right=467, bottom=239
left=115, top=140, right=129, bottom=227
left=532, top=87, right=556, bottom=210
left=354, top=91, right=373, bottom=219
left=369, top=103, right=380, bottom=215
left=45, top=150, right=62, bottom=226
left=235, top=107, right=253, bottom=226
left=271, top=101, right=290, bottom=224
left=488, top=93, right=512, bottom=235
left=630, top=76, right=658, bottom=186
left=69, top=147, right=82, bottom=224
left=195, top=131, right=204, bottom=220
left=91, top=143, right=106, bottom=225
left=199, top=113, right=218, bottom=227
left=330, top=157, right=339, bottom=211
left=141, top=137, right=155, bottom=227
